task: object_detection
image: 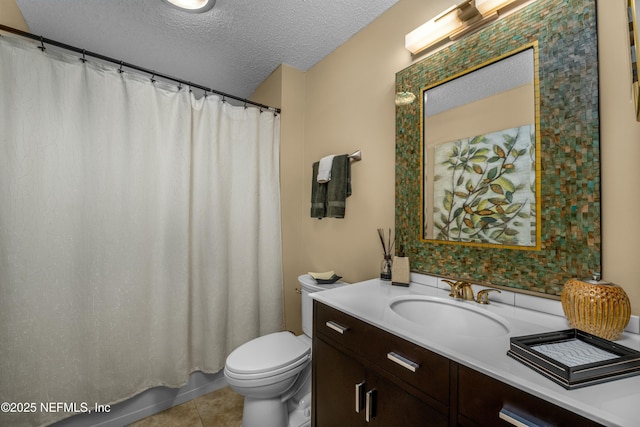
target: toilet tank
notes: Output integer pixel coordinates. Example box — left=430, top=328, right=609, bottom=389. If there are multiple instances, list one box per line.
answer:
left=298, top=274, right=347, bottom=337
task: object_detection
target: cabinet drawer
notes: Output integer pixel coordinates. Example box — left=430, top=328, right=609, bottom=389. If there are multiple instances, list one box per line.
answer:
left=458, top=365, right=603, bottom=427
left=315, top=301, right=369, bottom=353
left=315, top=301, right=450, bottom=405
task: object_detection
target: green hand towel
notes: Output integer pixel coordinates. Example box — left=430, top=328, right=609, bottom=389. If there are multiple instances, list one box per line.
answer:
left=326, top=154, right=351, bottom=218
left=310, top=154, right=352, bottom=219
left=311, top=161, right=326, bottom=218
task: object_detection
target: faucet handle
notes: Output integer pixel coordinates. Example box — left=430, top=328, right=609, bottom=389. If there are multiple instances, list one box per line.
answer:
left=476, top=289, right=501, bottom=304
left=442, top=280, right=458, bottom=298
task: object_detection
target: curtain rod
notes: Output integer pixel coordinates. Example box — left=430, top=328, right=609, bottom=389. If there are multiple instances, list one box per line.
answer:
left=0, top=24, right=281, bottom=115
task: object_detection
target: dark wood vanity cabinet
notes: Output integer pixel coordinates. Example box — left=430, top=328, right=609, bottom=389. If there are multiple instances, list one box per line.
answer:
left=312, top=301, right=449, bottom=426
left=314, top=339, right=446, bottom=426
left=457, top=365, right=603, bottom=427
left=312, top=301, right=605, bottom=427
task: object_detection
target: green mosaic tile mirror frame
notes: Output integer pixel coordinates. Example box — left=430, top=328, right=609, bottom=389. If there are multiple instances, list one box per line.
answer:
left=395, top=0, right=600, bottom=296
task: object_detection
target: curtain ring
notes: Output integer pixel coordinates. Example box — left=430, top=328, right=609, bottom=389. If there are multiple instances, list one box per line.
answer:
left=80, top=49, right=87, bottom=63
left=188, top=82, right=192, bottom=93
left=222, top=96, right=226, bottom=103
left=178, top=81, right=182, bottom=91
left=203, top=90, right=208, bottom=98
left=150, top=71, right=156, bottom=84
left=118, top=61, right=124, bottom=73
left=38, top=36, right=46, bottom=52
left=243, top=101, right=248, bottom=109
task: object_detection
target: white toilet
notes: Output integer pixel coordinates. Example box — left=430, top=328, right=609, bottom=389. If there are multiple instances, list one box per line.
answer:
left=224, top=274, right=346, bottom=427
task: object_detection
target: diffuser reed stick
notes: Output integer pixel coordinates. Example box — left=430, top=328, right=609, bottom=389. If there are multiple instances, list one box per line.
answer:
left=377, top=228, right=395, bottom=257
left=377, top=228, right=395, bottom=281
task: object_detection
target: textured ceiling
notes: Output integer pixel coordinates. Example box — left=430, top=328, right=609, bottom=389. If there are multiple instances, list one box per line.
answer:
left=16, top=0, right=399, bottom=101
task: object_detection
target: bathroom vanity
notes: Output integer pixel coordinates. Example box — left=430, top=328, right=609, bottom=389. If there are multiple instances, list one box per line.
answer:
left=310, top=277, right=640, bottom=427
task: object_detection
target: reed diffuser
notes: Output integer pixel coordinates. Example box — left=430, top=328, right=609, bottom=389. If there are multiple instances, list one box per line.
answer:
left=377, top=228, right=395, bottom=281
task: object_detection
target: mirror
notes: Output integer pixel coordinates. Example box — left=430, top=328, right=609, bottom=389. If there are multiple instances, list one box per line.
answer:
left=395, top=0, right=600, bottom=297
left=422, top=46, right=540, bottom=249
left=630, top=0, right=640, bottom=120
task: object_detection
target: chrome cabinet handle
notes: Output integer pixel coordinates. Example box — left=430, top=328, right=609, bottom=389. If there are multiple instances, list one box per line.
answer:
left=499, top=408, right=541, bottom=427
left=387, top=351, right=419, bottom=372
left=325, top=320, right=349, bottom=334
left=355, top=381, right=365, bottom=413
left=365, top=389, right=376, bottom=422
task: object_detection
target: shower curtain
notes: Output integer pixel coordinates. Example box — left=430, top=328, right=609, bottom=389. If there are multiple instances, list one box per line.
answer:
left=0, top=36, right=282, bottom=427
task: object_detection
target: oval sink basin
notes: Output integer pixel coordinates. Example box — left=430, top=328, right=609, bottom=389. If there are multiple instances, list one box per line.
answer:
left=389, top=296, right=510, bottom=338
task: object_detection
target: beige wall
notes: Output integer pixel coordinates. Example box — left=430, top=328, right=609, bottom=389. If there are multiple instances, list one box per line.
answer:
left=0, top=0, right=28, bottom=30
left=301, top=0, right=463, bottom=283
left=599, top=0, right=640, bottom=315
left=251, top=64, right=307, bottom=333
left=254, top=0, right=640, bottom=323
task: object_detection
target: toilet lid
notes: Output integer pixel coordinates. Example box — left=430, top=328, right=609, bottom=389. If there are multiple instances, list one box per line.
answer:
left=226, top=331, right=310, bottom=376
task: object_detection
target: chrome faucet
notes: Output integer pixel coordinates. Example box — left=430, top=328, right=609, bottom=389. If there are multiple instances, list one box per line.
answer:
left=442, top=280, right=501, bottom=304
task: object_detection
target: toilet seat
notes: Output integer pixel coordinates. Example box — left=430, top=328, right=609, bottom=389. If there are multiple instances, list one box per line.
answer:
left=225, top=331, right=311, bottom=381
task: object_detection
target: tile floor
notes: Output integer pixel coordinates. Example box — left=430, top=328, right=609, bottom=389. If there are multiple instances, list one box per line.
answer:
left=128, top=386, right=243, bottom=427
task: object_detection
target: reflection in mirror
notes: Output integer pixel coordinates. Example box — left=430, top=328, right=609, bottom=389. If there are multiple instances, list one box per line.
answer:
left=422, top=46, right=539, bottom=249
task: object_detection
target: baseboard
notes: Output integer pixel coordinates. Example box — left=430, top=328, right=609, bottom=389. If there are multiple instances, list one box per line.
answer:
left=50, top=370, right=227, bottom=427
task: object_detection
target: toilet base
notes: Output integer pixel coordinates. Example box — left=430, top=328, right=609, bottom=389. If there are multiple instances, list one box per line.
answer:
left=287, top=392, right=311, bottom=427
left=238, top=371, right=311, bottom=427
left=242, top=396, right=287, bottom=427
left=240, top=394, right=311, bottom=427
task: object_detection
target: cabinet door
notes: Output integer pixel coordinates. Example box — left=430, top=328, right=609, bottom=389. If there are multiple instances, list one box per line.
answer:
left=366, top=370, right=448, bottom=427
left=314, top=338, right=366, bottom=427
left=457, top=365, right=603, bottom=427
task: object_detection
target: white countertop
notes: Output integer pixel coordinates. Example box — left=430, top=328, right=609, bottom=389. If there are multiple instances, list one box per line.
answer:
left=310, top=278, right=640, bottom=427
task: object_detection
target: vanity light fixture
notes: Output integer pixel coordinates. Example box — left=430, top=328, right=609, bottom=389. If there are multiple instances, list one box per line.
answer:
left=405, top=0, right=531, bottom=55
left=404, top=3, right=464, bottom=55
left=475, top=0, right=517, bottom=15
left=162, top=0, right=216, bottom=13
